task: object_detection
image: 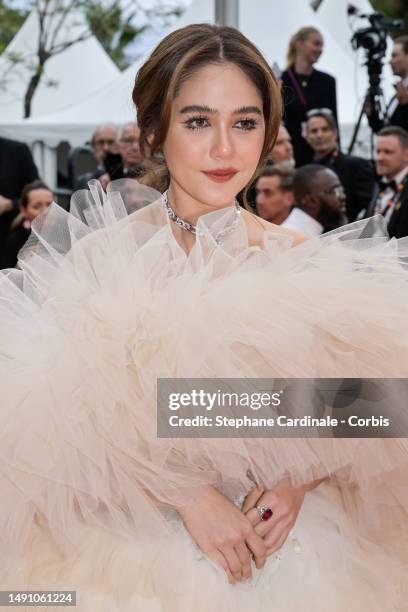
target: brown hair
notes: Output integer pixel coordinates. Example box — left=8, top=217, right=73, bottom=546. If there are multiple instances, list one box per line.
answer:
left=20, top=180, right=52, bottom=208
left=378, top=126, right=408, bottom=150
left=258, top=162, right=294, bottom=192
left=132, top=23, right=282, bottom=208
left=286, top=26, right=321, bottom=68
left=394, top=35, right=408, bottom=55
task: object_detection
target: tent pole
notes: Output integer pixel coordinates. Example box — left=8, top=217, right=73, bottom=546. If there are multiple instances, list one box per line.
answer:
left=215, top=0, right=239, bottom=28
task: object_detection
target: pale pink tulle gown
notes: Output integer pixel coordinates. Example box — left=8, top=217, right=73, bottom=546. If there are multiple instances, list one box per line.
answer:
left=1, top=180, right=408, bottom=611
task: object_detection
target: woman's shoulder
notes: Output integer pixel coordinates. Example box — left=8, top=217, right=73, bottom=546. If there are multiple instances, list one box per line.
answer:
left=241, top=209, right=308, bottom=247
left=312, top=68, right=335, bottom=84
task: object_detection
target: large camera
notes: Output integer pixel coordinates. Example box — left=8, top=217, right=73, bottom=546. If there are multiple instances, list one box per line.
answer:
left=347, top=5, right=404, bottom=153
left=350, top=10, right=404, bottom=59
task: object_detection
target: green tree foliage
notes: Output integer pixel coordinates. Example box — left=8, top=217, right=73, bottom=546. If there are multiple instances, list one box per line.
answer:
left=371, top=0, right=408, bottom=38
left=85, top=1, right=147, bottom=70
left=0, top=0, right=183, bottom=117
left=0, top=1, right=28, bottom=53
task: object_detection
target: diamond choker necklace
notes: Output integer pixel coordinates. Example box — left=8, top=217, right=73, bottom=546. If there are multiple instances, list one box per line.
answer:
left=162, top=190, right=241, bottom=246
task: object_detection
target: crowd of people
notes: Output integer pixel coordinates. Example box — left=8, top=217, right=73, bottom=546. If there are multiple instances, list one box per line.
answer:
left=2, top=21, right=408, bottom=610
left=0, top=26, right=408, bottom=267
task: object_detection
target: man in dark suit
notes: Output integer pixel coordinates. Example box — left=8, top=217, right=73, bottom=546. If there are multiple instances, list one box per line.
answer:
left=368, top=37, right=408, bottom=133
left=363, top=126, right=408, bottom=239
left=73, top=123, right=119, bottom=190
left=305, top=110, right=376, bottom=221
left=0, top=136, right=39, bottom=243
left=386, top=36, right=408, bottom=131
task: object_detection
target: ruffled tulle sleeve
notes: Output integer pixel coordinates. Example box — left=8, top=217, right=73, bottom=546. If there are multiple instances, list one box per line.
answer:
left=1, top=179, right=408, bottom=549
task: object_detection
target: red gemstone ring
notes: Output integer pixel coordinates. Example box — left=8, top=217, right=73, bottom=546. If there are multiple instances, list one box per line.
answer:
left=257, top=506, right=273, bottom=521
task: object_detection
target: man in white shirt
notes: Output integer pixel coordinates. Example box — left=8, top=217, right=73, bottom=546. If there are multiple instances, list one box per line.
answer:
left=364, top=126, right=408, bottom=239
left=282, top=164, right=347, bottom=236
left=255, top=163, right=294, bottom=225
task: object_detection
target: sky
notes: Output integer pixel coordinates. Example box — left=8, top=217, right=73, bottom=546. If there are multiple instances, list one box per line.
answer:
left=7, top=0, right=192, bottom=63
left=125, top=0, right=190, bottom=62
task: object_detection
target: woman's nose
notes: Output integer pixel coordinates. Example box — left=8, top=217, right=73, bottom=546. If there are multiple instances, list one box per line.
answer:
left=210, top=126, right=234, bottom=159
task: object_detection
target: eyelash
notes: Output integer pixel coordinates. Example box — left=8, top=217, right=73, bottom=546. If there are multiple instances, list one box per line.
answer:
left=183, top=115, right=258, bottom=131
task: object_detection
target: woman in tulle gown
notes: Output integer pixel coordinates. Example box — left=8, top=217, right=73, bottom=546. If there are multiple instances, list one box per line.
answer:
left=1, top=23, right=408, bottom=612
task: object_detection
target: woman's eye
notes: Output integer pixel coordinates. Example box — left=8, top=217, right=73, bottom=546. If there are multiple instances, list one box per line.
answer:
left=235, top=119, right=257, bottom=131
left=184, top=116, right=209, bottom=130
left=184, top=117, right=258, bottom=131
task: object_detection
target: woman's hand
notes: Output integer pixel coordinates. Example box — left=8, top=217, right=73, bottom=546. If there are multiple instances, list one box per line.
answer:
left=241, top=478, right=328, bottom=556
left=177, top=485, right=267, bottom=584
left=395, top=80, right=408, bottom=105
left=242, top=483, right=306, bottom=555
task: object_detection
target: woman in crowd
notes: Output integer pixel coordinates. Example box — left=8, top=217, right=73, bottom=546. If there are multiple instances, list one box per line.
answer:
left=0, top=180, right=53, bottom=269
left=281, top=26, right=338, bottom=166
left=0, top=24, right=408, bottom=611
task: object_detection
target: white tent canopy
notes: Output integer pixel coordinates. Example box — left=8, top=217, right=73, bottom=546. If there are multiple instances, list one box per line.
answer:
left=0, top=0, right=212, bottom=149
left=1, top=0, right=383, bottom=142
left=0, top=6, right=119, bottom=121
left=0, top=0, right=395, bottom=180
left=0, top=62, right=139, bottom=147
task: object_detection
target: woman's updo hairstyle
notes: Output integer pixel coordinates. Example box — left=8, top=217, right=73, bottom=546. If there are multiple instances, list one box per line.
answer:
left=133, top=23, right=282, bottom=203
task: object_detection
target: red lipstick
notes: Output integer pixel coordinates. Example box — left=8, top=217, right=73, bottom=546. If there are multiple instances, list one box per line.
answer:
left=203, top=168, right=238, bottom=183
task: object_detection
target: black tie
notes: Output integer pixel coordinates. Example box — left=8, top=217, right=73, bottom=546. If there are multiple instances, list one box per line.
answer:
left=379, top=178, right=397, bottom=191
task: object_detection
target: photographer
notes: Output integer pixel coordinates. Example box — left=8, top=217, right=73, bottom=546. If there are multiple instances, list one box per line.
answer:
left=107, top=122, right=145, bottom=180
left=74, top=124, right=119, bottom=190
left=350, top=10, right=406, bottom=138
left=366, top=36, right=408, bottom=133
left=387, top=36, right=408, bottom=130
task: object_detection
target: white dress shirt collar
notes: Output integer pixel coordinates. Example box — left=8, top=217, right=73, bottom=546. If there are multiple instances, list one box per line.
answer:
left=281, top=207, right=324, bottom=237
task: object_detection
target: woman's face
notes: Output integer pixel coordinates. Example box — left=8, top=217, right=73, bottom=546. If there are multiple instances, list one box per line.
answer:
left=162, top=62, right=265, bottom=209
left=297, top=33, right=324, bottom=65
left=22, top=188, right=53, bottom=222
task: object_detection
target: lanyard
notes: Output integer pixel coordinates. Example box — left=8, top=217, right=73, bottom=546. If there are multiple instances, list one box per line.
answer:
left=287, top=68, right=308, bottom=108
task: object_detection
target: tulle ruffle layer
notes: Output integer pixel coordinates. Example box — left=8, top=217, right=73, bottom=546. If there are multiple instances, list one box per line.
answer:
left=1, top=179, right=408, bottom=550
left=1, top=484, right=406, bottom=611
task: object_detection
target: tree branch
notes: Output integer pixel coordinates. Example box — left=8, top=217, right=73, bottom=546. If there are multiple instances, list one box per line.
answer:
left=48, top=0, right=80, bottom=51
left=49, top=30, right=92, bottom=56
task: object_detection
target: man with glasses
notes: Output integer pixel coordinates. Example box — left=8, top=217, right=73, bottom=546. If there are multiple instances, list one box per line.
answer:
left=305, top=109, right=376, bottom=222
left=281, top=164, right=347, bottom=236
left=74, top=123, right=119, bottom=190
left=110, top=122, right=144, bottom=180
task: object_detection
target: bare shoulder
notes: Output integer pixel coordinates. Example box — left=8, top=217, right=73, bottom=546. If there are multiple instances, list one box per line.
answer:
left=241, top=209, right=308, bottom=247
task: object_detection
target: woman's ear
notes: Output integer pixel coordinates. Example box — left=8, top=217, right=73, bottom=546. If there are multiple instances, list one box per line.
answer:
left=146, top=132, right=165, bottom=162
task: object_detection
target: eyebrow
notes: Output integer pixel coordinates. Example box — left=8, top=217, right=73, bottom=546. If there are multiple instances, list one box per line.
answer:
left=179, top=105, right=262, bottom=115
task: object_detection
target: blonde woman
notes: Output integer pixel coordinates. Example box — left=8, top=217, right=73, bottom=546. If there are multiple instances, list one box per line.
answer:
left=281, top=26, right=338, bottom=166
